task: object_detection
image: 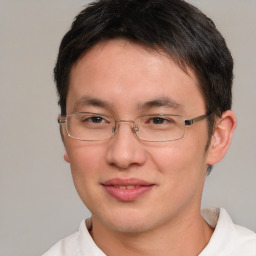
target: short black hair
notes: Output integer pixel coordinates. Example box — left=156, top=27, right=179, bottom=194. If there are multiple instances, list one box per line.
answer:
left=54, top=0, right=233, bottom=139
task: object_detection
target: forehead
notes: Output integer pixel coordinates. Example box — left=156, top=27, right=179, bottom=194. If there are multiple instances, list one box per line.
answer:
left=67, top=39, right=205, bottom=115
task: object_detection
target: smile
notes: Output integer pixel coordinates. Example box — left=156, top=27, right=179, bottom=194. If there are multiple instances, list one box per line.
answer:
left=102, top=178, right=155, bottom=202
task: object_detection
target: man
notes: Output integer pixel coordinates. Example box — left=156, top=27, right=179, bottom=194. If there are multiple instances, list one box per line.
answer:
left=43, top=0, right=256, bottom=255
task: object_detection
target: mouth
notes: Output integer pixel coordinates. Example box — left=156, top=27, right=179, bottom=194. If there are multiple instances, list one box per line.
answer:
left=112, top=185, right=142, bottom=190
left=102, top=178, right=155, bottom=202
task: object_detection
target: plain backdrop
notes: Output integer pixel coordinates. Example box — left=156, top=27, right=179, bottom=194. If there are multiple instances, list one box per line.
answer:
left=0, top=1, right=255, bottom=255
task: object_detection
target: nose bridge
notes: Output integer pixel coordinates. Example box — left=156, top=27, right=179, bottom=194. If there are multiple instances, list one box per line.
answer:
left=116, top=119, right=135, bottom=125
left=113, top=119, right=135, bottom=133
left=106, top=119, right=146, bottom=169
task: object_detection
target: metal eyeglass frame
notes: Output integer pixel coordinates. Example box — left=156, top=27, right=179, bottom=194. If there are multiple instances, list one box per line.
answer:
left=58, top=112, right=211, bottom=142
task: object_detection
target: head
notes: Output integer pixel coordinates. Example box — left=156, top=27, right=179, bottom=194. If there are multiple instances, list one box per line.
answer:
left=55, top=0, right=233, bottom=142
left=54, top=0, right=236, bottom=238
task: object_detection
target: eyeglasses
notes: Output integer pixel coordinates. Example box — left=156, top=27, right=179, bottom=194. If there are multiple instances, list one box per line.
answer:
left=58, top=112, right=210, bottom=142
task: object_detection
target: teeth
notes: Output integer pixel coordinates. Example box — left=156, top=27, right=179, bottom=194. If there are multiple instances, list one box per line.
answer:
left=127, top=186, right=136, bottom=189
left=114, top=185, right=139, bottom=189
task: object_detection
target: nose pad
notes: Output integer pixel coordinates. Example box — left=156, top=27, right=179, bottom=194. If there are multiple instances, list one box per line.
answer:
left=133, top=125, right=139, bottom=133
left=111, top=121, right=137, bottom=136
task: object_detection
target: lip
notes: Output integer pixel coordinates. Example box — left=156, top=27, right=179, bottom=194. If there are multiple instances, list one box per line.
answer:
left=102, top=178, right=155, bottom=202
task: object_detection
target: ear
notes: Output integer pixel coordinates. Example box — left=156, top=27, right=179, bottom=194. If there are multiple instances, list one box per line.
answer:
left=206, top=110, right=237, bottom=165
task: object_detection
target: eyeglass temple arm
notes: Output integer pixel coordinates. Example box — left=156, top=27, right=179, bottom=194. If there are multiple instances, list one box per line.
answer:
left=58, top=116, right=66, bottom=124
left=185, top=114, right=210, bottom=126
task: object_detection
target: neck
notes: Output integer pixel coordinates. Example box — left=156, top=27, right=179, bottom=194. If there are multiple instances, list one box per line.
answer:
left=90, top=210, right=214, bottom=256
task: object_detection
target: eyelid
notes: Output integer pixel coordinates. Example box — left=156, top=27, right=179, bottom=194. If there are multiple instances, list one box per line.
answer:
left=72, top=112, right=112, bottom=118
left=147, top=116, right=168, bottom=121
left=84, top=114, right=111, bottom=122
left=137, top=113, right=181, bottom=119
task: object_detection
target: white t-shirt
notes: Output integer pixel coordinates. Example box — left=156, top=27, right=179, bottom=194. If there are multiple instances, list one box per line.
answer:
left=42, top=208, right=256, bottom=256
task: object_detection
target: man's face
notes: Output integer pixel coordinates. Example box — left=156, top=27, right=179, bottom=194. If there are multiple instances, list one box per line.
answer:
left=64, top=39, right=211, bottom=233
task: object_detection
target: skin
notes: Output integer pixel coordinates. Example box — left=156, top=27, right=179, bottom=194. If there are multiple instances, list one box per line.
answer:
left=62, top=39, right=236, bottom=256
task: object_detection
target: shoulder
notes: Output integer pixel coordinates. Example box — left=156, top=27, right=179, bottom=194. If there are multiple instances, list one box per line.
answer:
left=201, top=208, right=256, bottom=256
left=231, top=220, right=256, bottom=252
left=42, top=218, right=106, bottom=256
left=219, top=208, right=256, bottom=246
left=42, top=231, right=80, bottom=256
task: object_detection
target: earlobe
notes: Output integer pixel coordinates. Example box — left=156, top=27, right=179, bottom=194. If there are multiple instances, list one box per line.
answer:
left=207, top=110, right=237, bottom=165
left=64, top=152, right=70, bottom=163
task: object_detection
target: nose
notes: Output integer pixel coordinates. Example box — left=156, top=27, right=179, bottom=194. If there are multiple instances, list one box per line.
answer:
left=106, top=121, right=147, bottom=169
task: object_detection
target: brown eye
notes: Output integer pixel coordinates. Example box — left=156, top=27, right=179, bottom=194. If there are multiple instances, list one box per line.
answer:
left=88, top=116, right=104, bottom=123
left=151, top=117, right=166, bottom=124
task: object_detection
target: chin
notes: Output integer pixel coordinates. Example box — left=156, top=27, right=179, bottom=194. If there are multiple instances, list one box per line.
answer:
left=98, top=207, right=157, bottom=234
left=108, top=220, right=152, bottom=234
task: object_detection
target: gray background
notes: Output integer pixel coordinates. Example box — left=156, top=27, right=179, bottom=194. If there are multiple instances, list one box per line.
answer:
left=0, top=1, right=255, bottom=256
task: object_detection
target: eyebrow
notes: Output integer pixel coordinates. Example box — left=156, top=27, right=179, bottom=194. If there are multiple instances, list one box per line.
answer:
left=73, top=96, right=181, bottom=112
left=137, top=97, right=181, bottom=110
left=73, top=96, right=113, bottom=111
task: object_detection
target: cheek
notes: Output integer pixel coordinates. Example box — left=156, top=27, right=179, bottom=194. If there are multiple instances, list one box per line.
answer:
left=149, top=142, right=206, bottom=212
left=149, top=140, right=206, bottom=186
left=65, top=142, right=108, bottom=207
left=66, top=141, right=106, bottom=179
left=149, top=143, right=197, bottom=173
